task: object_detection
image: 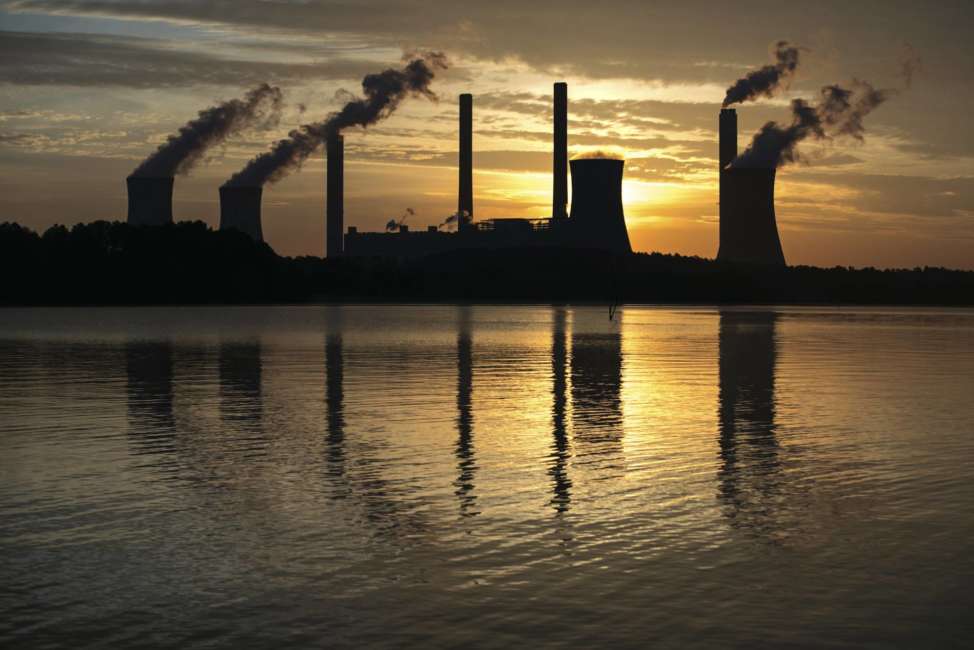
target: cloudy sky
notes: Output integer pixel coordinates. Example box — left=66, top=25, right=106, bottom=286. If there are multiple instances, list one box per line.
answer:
left=1, top=0, right=972, bottom=268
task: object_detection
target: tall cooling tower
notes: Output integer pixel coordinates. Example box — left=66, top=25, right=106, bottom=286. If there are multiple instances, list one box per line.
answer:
left=568, top=159, right=632, bottom=253
left=126, top=176, right=174, bottom=226
left=458, top=93, right=473, bottom=231
left=219, top=186, right=263, bottom=241
left=326, top=135, right=344, bottom=258
left=718, top=167, right=786, bottom=266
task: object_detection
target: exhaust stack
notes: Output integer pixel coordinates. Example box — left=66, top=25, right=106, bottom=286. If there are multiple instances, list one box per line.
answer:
left=718, top=108, right=737, bottom=260
left=568, top=159, right=632, bottom=253
left=326, top=135, right=344, bottom=257
left=126, top=176, right=174, bottom=226
left=553, top=82, right=568, bottom=220
left=219, top=186, right=263, bottom=241
left=458, top=93, right=473, bottom=231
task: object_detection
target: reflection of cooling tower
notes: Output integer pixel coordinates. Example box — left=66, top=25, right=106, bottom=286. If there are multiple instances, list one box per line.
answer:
left=126, top=176, right=174, bottom=226
left=458, top=93, right=473, bottom=231
left=326, top=135, right=344, bottom=258
left=718, top=167, right=786, bottom=266
left=568, top=159, right=632, bottom=253
left=219, top=186, right=263, bottom=241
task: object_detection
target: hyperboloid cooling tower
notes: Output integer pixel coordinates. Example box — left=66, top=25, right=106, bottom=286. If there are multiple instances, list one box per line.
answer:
left=219, top=186, right=263, bottom=241
left=719, top=167, right=786, bottom=266
left=568, top=159, right=632, bottom=254
left=126, top=176, right=174, bottom=226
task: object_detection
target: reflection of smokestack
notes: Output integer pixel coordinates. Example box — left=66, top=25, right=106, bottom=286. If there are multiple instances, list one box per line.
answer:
left=126, top=176, right=173, bottom=226
left=326, top=135, right=344, bottom=257
left=717, top=167, right=786, bottom=266
left=219, top=186, right=263, bottom=241
left=458, top=93, right=473, bottom=231
left=568, top=159, right=632, bottom=253
left=553, top=82, right=568, bottom=220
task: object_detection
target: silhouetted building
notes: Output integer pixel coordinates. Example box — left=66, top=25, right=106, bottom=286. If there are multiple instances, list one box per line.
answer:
left=458, top=93, right=473, bottom=231
left=553, top=82, right=568, bottom=221
left=717, top=108, right=786, bottom=266
left=326, top=135, right=344, bottom=258
left=126, top=176, right=174, bottom=226
left=569, top=159, right=632, bottom=253
left=219, top=185, right=263, bottom=241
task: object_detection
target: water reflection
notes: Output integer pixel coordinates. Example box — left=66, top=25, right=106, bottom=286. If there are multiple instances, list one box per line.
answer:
left=550, top=307, right=572, bottom=514
left=219, top=341, right=263, bottom=424
left=125, top=341, right=175, bottom=430
left=324, top=333, right=346, bottom=481
left=717, top=310, right=781, bottom=536
left=454, top=307, right=479, bottom=517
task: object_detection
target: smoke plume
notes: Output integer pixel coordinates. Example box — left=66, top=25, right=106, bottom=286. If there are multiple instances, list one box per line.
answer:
left=572, top=149, right=625, bottom=160
left=731, top=80, right=891, bottom=169
left=723, top=41, right=801, bottom=107
left=386, top=207, right=415, bottom=231
left=440, top=209, right=469, bottom=229
left=226, top=53, right=448, bottom=187
left=131, top=84, right=283, bottom=177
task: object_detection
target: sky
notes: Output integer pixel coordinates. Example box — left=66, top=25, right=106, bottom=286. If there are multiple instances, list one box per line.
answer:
left=0, top=0, right=972, bottom=269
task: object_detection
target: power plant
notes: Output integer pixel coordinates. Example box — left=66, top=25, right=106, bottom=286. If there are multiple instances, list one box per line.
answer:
left=121, top=80, right=789, bottom=267
left=219, top=185, right=264, bottom=242
left=716, top=108, right=786, bottom=266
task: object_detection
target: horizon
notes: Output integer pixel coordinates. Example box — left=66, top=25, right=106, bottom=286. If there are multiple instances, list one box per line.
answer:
left=1, top=1, right=972, bottom=269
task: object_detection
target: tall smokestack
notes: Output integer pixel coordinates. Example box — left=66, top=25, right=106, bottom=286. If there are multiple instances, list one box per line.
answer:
left=568, top=158, right=631, bottom=253
left=458, top=93, right=473, bottom=231
left=326, top=135, right=344, bottom=258
left=553, top=82, right=568, bottom=220
left=219, top=186, right=263, bottom=241
left=126, top=176, right=173, bottom=226
left=718, top=108, right=737, bottom=260
left=717, top=167, right=785, bottom=266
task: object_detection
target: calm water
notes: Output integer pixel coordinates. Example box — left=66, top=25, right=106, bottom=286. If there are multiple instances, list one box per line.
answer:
left=1, top=305, right=973, bottom=648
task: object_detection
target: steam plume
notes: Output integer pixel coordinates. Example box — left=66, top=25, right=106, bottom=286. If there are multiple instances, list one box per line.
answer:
left=131, top=84, right=283, bottom=177
left=386, top=207, right=415, bottom=231
left=731, top=80, right=891, bottom=169
left=572, top=149, right=625, bottom=160
left=723, top=41, right=801, bottom=107
left=226, top=53, right=448, bottom=187
left=440, top=209, right=469, bottom=229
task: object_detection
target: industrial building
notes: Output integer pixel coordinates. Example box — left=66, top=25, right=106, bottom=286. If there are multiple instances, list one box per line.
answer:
left=340, top=82, right=633, bottom=258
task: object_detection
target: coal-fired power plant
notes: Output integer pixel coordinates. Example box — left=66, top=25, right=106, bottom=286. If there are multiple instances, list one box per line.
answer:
left=717, top=108, right=787, bottom=266
left=569, top=159, right=632, bottom=253
left=326, top=135, right=344, bottom=258
left=126, top=176, right=174, bottom=227
left=219, top=186, right=264, bottom=241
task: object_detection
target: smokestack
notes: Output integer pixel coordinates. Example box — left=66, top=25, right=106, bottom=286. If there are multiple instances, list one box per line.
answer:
left=717, top=167, right=785, bottom=266
left=219, top=186, right=263, bottom=241
left=126, top=176, right=173, bottom=226
left=718, top=108, right=737, bottom=260
left=326, top=135, right=344, bottom=258
left=458, top=93, right=473, bottom=231
left=568, top=159, right=631, bottom=253
left=553, top=82, right=568, bottom=220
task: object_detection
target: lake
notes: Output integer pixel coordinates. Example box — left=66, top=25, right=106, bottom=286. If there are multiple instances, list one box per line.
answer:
left=1, top=305, right=973, bottom=648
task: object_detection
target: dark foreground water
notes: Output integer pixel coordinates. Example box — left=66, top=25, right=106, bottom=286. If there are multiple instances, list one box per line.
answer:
left=1, top=305, right=973, bottom=648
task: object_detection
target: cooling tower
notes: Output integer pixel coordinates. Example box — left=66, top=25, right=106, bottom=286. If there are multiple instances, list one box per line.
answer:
left=553, top=82, right=568, bottom=220
left=126, top=176, right=174, bottom=226
left=568, top=159, right=632, bottom=253
left=458, top=93, right=473, bottom=231
left=219, top=185, right=263, bottom=241
left=718, top=167, right=786, bottom=266
left=326, top=135, right=344, bottom=258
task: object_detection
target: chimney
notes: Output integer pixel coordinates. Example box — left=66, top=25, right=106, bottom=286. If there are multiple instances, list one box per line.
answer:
left=553, top=82, right=568, bottom=220
left=126, top=176, right=174, bottom=226
left=568, top=159, right=632, bottom=253
left=219, top=185, right=263, bottom=241
left=458, top=93, right=473, bottom=231
left=718, top=108, right=737, bottom=260
left=717, top=167, right=786, bottom=266
left=326, top=135, right=344, bottom=257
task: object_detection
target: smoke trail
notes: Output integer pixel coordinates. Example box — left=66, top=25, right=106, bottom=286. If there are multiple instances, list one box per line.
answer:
left=440, top=209, right=468, bottom=229
left=226, top=53, right=447, bottom=187
left=386, top=207, right=415, bottom=231
left=731, top=80, right=891, bottom=168
left=723, top=41, right=801, bottom=107
left=131, top=84, right=283, bottom=177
